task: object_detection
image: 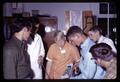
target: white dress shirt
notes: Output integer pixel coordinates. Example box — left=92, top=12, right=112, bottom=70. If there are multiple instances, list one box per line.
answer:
left=97, top=35, right=117, bottom=53
left=27, top=33, right=45, bottom=79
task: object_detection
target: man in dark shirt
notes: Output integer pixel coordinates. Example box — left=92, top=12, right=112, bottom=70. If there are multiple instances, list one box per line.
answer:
left=3, top=17, right=34, bottom=79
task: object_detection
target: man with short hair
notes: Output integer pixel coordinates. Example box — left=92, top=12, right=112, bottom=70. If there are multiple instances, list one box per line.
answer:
left=45, top=30, right=80, bottom=79
left=66, top=26, right=106, bottom=79
left=27, top=16, right=45, bottom=79
left=88, top=25, right=116, bottom=53
left=3, top=17, right=33, bottom=79
left=89, top=43, right=117, bottom=79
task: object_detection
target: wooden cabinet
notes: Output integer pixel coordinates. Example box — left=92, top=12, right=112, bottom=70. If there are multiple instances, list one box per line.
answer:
left=38, top=16, right=58, bottom=48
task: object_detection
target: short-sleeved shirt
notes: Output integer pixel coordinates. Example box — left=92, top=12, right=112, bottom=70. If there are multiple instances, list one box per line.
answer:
left=46, top=41, right=80, bottom=79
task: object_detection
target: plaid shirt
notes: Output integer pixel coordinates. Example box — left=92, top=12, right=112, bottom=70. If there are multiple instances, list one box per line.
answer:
left=104, top=58, right=117, bottom=79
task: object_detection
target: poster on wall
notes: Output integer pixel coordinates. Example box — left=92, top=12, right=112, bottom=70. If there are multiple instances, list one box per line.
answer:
left=64, top=10, right=82, bottom=33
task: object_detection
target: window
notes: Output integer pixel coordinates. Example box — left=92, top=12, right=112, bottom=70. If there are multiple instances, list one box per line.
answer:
left=98, top=18, right=117, bottom=47
left=109, top=2, right=116, bottom=14
left=99, top=3, right=108, bottom=14
left=99, top=2, right=116, bottom=14
left=98, top=18, right=107, bottom=36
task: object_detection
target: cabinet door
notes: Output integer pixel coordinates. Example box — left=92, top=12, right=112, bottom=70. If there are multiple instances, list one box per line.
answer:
left=38, top=17, right=58, bottom=48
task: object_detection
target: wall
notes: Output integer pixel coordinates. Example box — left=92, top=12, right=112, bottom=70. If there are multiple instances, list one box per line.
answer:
left=23, top=3, right=99, bottom=30
left=3, top=3, right=12, bottom=16
left=3, top=3, right=116, bottom=31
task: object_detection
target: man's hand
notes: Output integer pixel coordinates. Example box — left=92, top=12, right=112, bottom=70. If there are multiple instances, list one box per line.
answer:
left=72, top=62, right=81, bottom=76
left=37, top=56, right=44, bottom=66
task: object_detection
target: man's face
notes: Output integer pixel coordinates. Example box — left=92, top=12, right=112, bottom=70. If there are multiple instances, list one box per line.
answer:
left=91, top=57, right=104, bottom=67
left=55, top=37, right=65, bottom=48
left=69, top=33, right=82, bottom=46
left=95, top=58, right=105, bottom=67
left=35, top=24, right=39, bottom=33
left=23, top=27, right=31, bottom=41
left=88, top=31, right=98, bottom=42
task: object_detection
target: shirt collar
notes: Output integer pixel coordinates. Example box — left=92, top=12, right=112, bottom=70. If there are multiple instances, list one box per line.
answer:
left=97, top=35, right=104, bottom=43
left=12, top=36, right=25, bottom=48
left=81, top=37, right=90, bottom=48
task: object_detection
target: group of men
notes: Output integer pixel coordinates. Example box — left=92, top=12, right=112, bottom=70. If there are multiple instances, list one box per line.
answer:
left=3, top=17, right=117, bottom=79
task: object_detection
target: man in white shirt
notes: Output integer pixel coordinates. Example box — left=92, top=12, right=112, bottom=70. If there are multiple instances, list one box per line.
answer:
left=27, top=17, right=45, bottom=79
left=88, top=25, right=116, bottom=54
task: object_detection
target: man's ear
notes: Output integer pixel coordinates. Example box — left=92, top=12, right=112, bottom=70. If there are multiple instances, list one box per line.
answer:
left=96, top=31, right=100, bottom=35
left=96, top=58, right=101, bottom=64
left=23, top=27, right=28, bottom=32
left=74, top=33, right=80, bottom=39
left=64, top=36, right=66, bottom=41
left=77, top=33, right=81, bottom=37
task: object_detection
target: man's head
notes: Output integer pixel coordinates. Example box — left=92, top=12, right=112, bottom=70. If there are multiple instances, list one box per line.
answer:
left=88, top=25, right=102, bottom=42
left=12, top=17, right=32, bottom=41
left=66, top=26, right=85, bottom=46
left=89, top=43, right=115, bottom=67
left=31, top=16, right=40, bottom=33
left=54, top=30, right=66, bottom=48
left=29, top=16, right=40, bottom=40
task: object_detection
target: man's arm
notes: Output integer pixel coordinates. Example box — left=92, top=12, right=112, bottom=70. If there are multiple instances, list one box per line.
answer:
left=38, top=35, right=45, bottom=57
left=45, top=44, right=54, bottom=79
left=37, top=35, right=45, bottom=65
left=79, top=52, right=97, bottom=79
left=3, top=47, right=17, bottom=79
left=38, top=56, right=44, bottom=66
left=45, top=60, right=52, bottom=79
